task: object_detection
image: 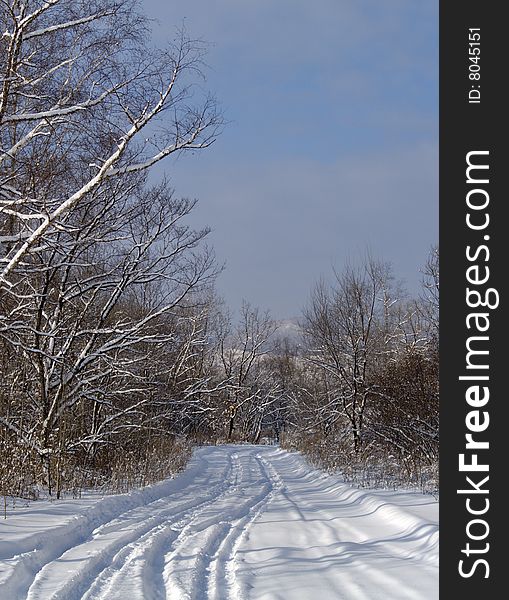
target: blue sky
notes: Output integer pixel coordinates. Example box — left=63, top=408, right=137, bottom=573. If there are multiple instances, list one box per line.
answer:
left=142, top=0, right=438, bottom=318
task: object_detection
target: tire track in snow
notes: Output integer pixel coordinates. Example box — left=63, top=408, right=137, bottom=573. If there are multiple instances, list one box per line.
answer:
left=24, top=451, right=240, bottom=600
left=2, top=446, right=438, bottom=600
left=206, top=453, right=282, bottom=600
left=161, top=452, right=278, bottom=600
left=160, top=451, right=262, bottom=599
left=81, top=453, right=244, bottom=600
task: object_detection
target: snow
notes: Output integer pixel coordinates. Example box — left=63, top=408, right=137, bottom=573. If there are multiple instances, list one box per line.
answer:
left=0, top=445, right=438, bottom=599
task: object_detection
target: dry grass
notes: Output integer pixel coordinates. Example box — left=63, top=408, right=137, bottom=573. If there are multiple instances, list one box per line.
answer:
left=281, top=430, right=439, bottom=496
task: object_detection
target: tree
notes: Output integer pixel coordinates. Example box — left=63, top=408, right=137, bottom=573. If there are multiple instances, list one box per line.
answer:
left=0, top=178, right=218, bottom=494
left=0, top=1, right=222, bottom=495
left=0, top=0, right=221, bottom=286
left=217, top=301, right=277, bottom=441
left=370, top=346, right=439, bottom=468
left=303, top=257, right=399, bottom=452
left=419, top=245, right=439, bottom=340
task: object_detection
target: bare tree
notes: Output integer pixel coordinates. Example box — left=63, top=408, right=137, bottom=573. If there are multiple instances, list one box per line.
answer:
left=217, top=301, right=277, bottom=441
left=0, top=0, right=221, bottom=285
left=0, top=1, right=224, bottom=495
left=303, top=257, right=398, bottom=452
left=0, top=179, right=217, bottom=494
left=419, top=245, right=439, bottom=339
left=370, top=345, right=439, bottom=468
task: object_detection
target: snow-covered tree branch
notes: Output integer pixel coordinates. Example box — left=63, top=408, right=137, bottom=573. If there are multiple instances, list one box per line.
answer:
left=0, top=0, right=221, bottom=285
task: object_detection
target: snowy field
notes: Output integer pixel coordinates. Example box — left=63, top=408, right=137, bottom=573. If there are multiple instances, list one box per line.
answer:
left=0, top=446, right=438, bottom=600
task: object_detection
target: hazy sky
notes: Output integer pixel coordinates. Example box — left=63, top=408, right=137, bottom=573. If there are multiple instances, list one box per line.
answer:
left=142, top=0, right=438, bottom=319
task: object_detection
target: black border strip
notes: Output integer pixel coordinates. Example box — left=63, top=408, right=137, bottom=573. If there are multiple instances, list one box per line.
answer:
left=440, top=2, right=505, bottom=594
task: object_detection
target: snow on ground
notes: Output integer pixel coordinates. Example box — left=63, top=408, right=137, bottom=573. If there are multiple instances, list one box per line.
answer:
left=0, top=445, right=438, bottom=600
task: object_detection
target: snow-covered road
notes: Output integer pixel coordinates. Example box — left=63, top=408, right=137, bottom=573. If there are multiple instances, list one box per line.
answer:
left=0, top=446, right=438, bottom=600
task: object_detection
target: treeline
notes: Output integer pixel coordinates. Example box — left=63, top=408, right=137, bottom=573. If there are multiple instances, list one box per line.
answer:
left=0, top=239, right=439, bottom=498
left=0, top=0, right=438, bottom=499
left=0, top=0, right=221, bottom=498
left=283, top=251, right=439, bottom=492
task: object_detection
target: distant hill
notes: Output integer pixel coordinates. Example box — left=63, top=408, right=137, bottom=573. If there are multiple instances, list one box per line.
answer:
left=273, top=318, right=303, bottom=345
